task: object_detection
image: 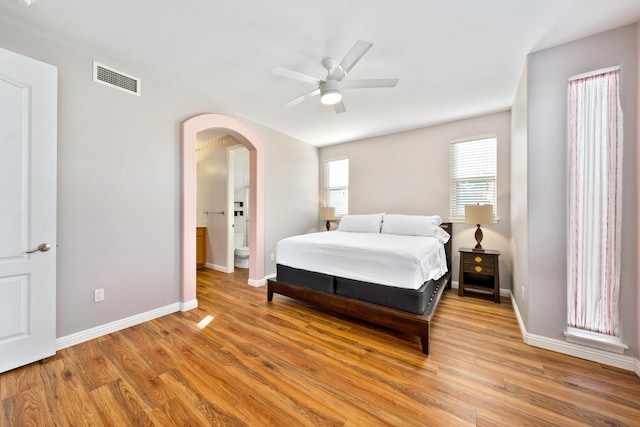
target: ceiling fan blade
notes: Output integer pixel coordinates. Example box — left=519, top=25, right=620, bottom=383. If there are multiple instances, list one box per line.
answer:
left=282, top=88, right=321, bottom=108
left=271, top=66, right=321, bottom=86
left=341, top=78, right=399, bottom=89
left=334, top=100, right=346, bottom=114
left=339, top=40, right=373, bottom=74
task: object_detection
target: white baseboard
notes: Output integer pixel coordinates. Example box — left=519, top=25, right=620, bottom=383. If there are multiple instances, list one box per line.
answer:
left=203, top=265, right=270, bottom=287
left=252, top=273, right=276, bottom=287
left=55, top=303, right=181, bottom=351
left=180, top=299, right=198, bottom=311
left=208, top=263, right=232, bottom=273
left=509, top=291, right=637, bottom=374
left=248, top=274, right=276, bottom=287
left=248, top=277, right=266, bottom=287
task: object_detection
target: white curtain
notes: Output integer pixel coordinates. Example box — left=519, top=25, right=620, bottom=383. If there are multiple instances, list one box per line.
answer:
left=567, top=69, right=623, bottom=337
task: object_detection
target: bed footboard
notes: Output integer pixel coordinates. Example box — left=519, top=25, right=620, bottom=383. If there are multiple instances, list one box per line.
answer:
left=267, top=272, right=449, bottom=355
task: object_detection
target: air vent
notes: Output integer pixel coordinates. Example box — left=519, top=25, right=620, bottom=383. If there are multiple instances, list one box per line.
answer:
left=93, top=61, right=141, bottom=96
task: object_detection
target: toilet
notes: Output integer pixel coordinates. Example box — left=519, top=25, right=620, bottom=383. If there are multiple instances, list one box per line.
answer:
left=234, top=233, right=250, bottom=268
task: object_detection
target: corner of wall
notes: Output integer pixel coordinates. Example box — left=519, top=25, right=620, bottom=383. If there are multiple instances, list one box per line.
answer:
left=636, top=21, right=640, bottom=363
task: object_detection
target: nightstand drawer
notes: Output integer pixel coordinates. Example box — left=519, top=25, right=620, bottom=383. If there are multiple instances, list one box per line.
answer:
left=463, top=263, right=495, bottom=275
left=461, top=253, right=496, bottom=267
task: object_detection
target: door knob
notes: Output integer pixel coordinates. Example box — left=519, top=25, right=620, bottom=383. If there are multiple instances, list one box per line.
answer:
left=25, top=243, right=51, bottom=254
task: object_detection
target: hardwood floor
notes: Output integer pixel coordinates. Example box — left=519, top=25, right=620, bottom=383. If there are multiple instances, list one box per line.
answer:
left=1, top=268, right=639, bottom=426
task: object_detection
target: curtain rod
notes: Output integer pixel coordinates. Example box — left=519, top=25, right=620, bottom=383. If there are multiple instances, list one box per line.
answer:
left=568, top=65, right=620, bottom=82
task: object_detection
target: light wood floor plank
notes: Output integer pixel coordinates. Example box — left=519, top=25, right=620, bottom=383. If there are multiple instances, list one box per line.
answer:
left=38, top=357, right=105, bottom=426
left=2, top=386, right=54, bottom=427
left=1, top=267, right=639, bottom=426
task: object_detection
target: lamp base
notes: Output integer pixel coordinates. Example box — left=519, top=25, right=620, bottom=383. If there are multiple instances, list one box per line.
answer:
left=325, top=220, right=331, bottom=232
left=473, top=224, right=485, bottom=252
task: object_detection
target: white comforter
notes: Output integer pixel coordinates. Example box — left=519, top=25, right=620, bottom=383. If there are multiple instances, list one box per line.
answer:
left=276, top=231, right=448, bottom=290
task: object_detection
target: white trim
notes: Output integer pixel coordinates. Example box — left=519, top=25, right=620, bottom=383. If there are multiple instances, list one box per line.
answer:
left=55, top=303, right=180, bottom=351
left=450, top=133, right=497, bottom=144
left=180, top=299, right=198, bottom=312
left=568, top=65, right=620, bottom=82
left=209, top=263, right=232, bottom=273
left=510, top=292, right=636, bottom=373
left=563, top=328, right=628, bottom=354
left=323, top=155, right=349, bottom=162
left=510, top=290, right=527, bottom=334
left=635, top=359, right=640, bottom=378
left=248, top=277, right=266, bottom=287
left=449, top=217, right=501, bottom=224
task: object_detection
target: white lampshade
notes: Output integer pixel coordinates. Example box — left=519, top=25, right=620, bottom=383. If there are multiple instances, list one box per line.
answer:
left=319, top=206, right=336, bottom=221
left=465, top=204, right=493, bottom=225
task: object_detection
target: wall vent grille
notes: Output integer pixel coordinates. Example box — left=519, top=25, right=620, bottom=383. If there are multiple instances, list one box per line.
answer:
left=93, top=61, right=141, bottom=96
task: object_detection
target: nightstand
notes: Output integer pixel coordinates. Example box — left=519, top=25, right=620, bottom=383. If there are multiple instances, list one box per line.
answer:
left=458, top=248, right=500, bottom=303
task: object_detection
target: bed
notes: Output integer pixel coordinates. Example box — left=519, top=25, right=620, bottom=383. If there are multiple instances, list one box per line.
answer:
left=267, top=214, right=452, bottom=355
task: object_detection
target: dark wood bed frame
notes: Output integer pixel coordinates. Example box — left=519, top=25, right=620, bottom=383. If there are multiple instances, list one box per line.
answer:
left=267, top=223, right=452, bottom=355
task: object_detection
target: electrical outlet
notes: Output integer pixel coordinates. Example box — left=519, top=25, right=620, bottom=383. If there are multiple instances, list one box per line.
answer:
left=521, top=286, right=525, bottom=300
left=94, top=288, right=104, bottom=303
left=270, top=253, right=275, bottom=262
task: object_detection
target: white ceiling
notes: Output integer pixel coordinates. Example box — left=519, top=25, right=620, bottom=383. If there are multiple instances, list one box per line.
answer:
left=2, top=0, right=640, bottom=147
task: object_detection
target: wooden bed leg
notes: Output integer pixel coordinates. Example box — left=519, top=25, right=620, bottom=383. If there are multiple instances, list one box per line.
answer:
left=419, top=323, right=430, bottom=355
left=267, top=280, right=274, bottom=302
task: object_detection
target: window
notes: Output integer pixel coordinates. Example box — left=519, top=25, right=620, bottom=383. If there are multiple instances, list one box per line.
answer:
left=450, top=136, right=497, bottom=222
left=324, top=158, right=349, bottom=216
left=567, top=67, right=622, bottom=339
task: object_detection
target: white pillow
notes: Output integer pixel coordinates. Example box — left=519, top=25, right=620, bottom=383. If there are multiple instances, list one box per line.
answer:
left=381, top=214, right=447, bottom=241
left=426, top=224, right=450, bottom=243
left=337, top=213, right=385, bottom=233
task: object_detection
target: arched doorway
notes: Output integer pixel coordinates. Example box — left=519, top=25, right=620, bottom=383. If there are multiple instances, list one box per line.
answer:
left=180, top=114, right=264, bottom=308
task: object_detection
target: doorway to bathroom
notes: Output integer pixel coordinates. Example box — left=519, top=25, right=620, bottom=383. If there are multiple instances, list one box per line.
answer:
left=181, top=113, right=265, bottom=308
left=195, top=135, right=251, bottom=274
left=228, top=145, right=250, bottom=273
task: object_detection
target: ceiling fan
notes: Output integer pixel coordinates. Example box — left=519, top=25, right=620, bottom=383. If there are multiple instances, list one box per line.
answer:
left=271, top=40, right=399, bottom=114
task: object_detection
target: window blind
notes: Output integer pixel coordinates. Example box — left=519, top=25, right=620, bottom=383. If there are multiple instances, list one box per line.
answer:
left=450, top=136, right=497, bottom=221
left=324, top=158, right=349, bottom=216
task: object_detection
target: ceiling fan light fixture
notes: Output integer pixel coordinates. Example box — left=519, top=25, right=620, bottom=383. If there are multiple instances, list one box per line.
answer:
left=320, top=91, right=342, bottom=105
left=320, top=80, right=342, bottom=105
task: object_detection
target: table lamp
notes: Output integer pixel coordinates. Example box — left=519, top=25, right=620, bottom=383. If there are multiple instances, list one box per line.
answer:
left=465, top=204, right=493, bottom=252
left=319, top=207, right=336, bottom=231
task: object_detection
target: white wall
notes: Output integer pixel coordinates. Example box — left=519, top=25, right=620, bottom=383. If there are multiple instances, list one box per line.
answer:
left=510, top=62, right=529, bottom=324
left=637, top=24, right=640, bottom=366
left=196, top=141, right=230, bottom=268
left=526, top=24, right=637, bottom=355
left=319, top=111, right=512, bottom=289
left=0, top=17, right=319, bottom=338
left=257, top=122, right=320, bottom=275
left=233, top=147, right=250, bottom=242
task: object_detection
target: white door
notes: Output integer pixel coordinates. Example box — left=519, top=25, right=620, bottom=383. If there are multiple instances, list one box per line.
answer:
left=0, top=47, right=57, bottom=373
